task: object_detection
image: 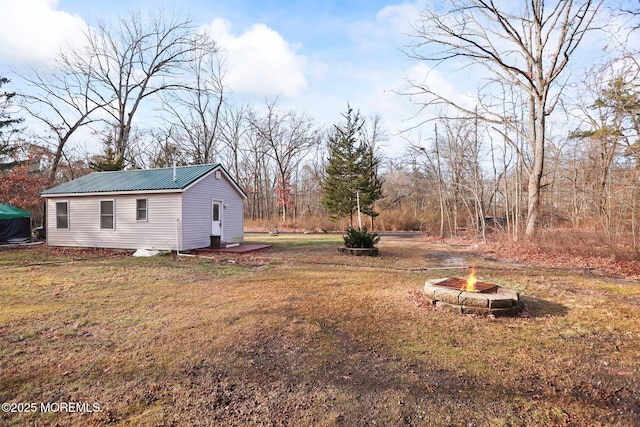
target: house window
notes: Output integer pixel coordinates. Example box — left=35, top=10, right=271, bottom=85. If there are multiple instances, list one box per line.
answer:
left=55, top=202, right=69, bottom=229
left=100, top=200, right=115, bottom=230
left=136, top=198, right=147, bottom=221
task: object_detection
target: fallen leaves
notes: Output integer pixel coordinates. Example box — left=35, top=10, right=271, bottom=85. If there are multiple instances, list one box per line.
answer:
left=480, top=237, right=640, bottom=281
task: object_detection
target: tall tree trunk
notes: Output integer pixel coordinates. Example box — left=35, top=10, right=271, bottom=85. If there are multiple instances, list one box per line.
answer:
left=525, top=98, right=546, bottom=237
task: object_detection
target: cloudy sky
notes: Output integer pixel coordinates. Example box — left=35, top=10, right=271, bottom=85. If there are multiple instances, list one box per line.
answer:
left=0, top=0, right=429, bottom=156
left=0, top=0, right=634, bottom=159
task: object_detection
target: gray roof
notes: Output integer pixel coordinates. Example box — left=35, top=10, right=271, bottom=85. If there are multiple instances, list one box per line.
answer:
left=42, top=164, right=245, bottom=196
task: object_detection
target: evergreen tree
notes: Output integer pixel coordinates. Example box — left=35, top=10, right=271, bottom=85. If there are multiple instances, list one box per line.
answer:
left=89, top=135, right=125, bottom=171
left=321, top=106, right=383, bottom=226
left=0, top=77, right=22, bottom=162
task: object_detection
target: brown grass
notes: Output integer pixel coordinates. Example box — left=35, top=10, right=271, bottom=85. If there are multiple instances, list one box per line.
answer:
left=1, top=234, right=639, bottom=426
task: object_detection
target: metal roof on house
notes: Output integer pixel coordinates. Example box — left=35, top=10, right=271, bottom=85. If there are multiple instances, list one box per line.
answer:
left=41, top=164, right=245, bottom=196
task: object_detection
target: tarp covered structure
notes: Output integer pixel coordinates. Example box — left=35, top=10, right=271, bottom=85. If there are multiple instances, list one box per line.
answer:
left=0, top=204, right=31, bottom=244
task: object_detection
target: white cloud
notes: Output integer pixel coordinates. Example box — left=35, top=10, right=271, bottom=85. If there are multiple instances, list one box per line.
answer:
left=376, top=0, right=426, bottom=34
left=348, top=0, right=428, bottom=52
left=206, top=18, right=308, bottom=97
left=0, top=0, right=87, bottom=66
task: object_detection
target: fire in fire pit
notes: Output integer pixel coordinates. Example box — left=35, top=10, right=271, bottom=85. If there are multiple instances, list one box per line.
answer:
left=461, top=266, right=478, bottom=292
left=424, top=269, right=523, bottom=316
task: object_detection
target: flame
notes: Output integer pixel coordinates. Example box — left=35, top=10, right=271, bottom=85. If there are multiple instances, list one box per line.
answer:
left=462, top=266, right=478, bottom=292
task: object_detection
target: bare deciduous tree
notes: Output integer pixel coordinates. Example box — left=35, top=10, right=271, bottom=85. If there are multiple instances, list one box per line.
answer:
left=406, top=0, right=603, bottom=238
left=18, top=66, right=105, bottom=182
left=219, top=104, right=251, bottom=180
left=562, top=57, right=640, bottom=240
left=250, top=100, right=319, bottom=222
left=159, top=35, right=225, bottom=164
left=61, top=9, right=203, bottom=165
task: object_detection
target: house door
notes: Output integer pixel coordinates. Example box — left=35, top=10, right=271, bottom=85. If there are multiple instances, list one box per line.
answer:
left=211, top=200, right=222, bottom=237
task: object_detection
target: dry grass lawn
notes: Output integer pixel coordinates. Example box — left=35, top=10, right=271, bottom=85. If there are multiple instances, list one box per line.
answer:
left=1, top=233, right=639, bottom=426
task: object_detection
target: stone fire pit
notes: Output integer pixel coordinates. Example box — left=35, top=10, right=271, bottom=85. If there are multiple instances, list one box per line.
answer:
left=424, top=277, right=524, bottom=317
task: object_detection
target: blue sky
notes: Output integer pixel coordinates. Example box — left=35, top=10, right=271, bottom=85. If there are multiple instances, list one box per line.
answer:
left=0, top=0, right=636, bottom=160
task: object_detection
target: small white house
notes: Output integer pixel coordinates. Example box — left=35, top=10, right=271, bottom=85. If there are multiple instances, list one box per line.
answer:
left=41, top=164, right=247, bottom=251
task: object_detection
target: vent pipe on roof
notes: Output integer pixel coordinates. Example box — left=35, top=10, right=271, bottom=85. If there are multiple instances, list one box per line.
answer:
left=173, top=160, right=176, bottom=181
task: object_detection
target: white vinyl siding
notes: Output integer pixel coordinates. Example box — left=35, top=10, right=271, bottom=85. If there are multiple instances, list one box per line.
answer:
left=182, top=169, right=244, bottom=249
left=46, top=194, right=182, bottom=250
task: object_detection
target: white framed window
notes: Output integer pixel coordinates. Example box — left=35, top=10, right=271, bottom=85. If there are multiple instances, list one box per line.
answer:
left=55, top=201, right=69, bottom=229
left=100, top=200, right=115, bottom=230
left=136, top=198, right=147, bottom=221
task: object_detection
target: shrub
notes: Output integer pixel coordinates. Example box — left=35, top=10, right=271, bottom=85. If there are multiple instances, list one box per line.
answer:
left=343, top=226, right=380, bottom=248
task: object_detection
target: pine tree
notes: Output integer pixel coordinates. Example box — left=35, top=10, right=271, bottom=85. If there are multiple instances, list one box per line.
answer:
left=356, top=140, right=383, bottom=220
left=321, top=106, right=383, bottom=226
left=0, top=77, right=22, bottom=162
left=89, top=135, right=125, bottom=171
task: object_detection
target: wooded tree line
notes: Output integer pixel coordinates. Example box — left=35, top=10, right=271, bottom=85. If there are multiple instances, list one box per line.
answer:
left=3, top=1, right=640, bottom=243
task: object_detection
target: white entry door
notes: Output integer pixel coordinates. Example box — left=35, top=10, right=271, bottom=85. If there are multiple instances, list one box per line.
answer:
left=211, top=200, right=222, bottom=237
